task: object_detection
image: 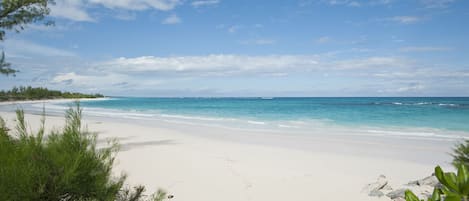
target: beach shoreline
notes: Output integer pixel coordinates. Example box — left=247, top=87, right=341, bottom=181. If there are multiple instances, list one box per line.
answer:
left=0, top=97, right=110, bottom=106
left=0, top=105, right=457, bottom=201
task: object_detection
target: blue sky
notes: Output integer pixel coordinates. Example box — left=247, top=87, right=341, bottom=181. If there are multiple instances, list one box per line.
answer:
left=1, top=0, right=469, bottom=96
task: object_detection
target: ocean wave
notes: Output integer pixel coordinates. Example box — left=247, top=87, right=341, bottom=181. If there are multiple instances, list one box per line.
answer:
left=366, top=129, right=467, bottom=140
left=278, top=124, right=300, bottom=128
left=387, top=102, right=461, bottom=107
left=247, top=120, right=266, bottom=125
left=159, top=114, right=237, bottom=122
left=438, top=103, right=458, bottom=107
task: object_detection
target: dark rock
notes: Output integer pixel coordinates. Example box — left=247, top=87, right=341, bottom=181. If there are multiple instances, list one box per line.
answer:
left=386, top=188, right=407, bottom=199
left=417, top=176, right=439, bottom=187
left=369, top=189, right=385, bottom=197
left=408, top=175, right=439, bottom=187
left=362, top=175, right=389, bottom=193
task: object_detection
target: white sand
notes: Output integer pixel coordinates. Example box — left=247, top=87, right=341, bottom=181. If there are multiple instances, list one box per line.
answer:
left=0, top=109, right=456, bottom=201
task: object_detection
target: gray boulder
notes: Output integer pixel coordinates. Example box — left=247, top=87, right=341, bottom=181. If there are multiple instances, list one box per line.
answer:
left=416, top=175, right=439, bottom=187
left=386, top=188, right=407, bottom=199
left=369, top=189, right=385, bottom=197
left=408, top=174, right=439, bottom=187
left=362, top=175, right=389, bottom=193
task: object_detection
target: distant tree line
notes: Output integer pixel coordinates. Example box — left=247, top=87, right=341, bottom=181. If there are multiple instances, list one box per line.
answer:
left=0, top=86, right=104, bottom=101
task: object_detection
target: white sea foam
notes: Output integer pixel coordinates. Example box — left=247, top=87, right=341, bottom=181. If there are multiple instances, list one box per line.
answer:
left=366, top=129, right=467, bottom=140
left=159, top=114, right=237, bottom=122
left=278, top=124, right=299, bottom=128
left=415, top=102, right=431, bottom=105
left=247, top=120, right=266, bottom=125
left=438, top=103, right=457, bottom=107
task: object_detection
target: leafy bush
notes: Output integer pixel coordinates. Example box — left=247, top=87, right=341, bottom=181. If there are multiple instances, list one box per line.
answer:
left=0, top=86, right=104, bottom=101
left=405, top=165, right=469, bottom=201
left=0, top=103, right=167, bottom=201
left=452, top=140, right=469, bottom=169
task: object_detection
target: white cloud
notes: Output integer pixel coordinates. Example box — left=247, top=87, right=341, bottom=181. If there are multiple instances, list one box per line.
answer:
left=316, top=36, right=331, bottom=44
left=300, top=0, right=394, bottom=7
left=50, top=0, right=181, bottom=21
left=348, top=1, right=361, bottom=7
left=3, top=39, right=76, bottom=57
left=92, top=54, right=414, bottom=76
left=420, top=0, right=455, bottom=8
left=397, top=83, right=425, bottom=92
left=114, top=11, right=137, bottom=20
left=228, top=25, right=240, bottom=33
left=162, top=14, right=181, bottom=24
left=389, top=16, right=422, bottom=24
left=241, top=39, right=276, bottom=45
left=52, top=72, right=131, bottom=88
left=325, top=0, right=361, bottom=7
left=88, top=0, right=181, bottom=10
left=399, top=46, right=452, bottom=52
left=50, top=0, right=94, bottom=22
left=370, top=0, right=394, bottom=5
left=191, top=0, right=219, bottom=7
left=94, top=55, right=320, bottom=75
left=332, top=57, right=411, bottom=69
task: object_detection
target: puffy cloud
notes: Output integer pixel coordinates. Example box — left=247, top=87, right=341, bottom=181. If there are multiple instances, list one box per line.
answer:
left=50, top=0, right=94, bottom=22
left=399, top=46, right=451, bottom=52
left=389, top=16, right=423, bottom=24
left=316, top=36, right=331, bottom=44
left=397, top=83, right=425, bottom=92
left=240, top=39, right=276, bottom=45
left=88, top=0, right=181, bottom=11
left=50, top=0, right=181, bottom=21
left=191, top=0, right=220, bottom=7
left=51, top=72, right=131, bottom=88
left=420, top=0, right=455, bottom=8
left=94, top=55, right=321, bottom=75
left=92, top=54, right=415, bottom=76
left=331, top=57, right=411, bottom=69
left=162, top=14, right=181, bottom=24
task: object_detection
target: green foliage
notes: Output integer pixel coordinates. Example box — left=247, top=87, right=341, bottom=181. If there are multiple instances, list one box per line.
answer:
left=1, top=0, right=55, bottom=75
left=0, top=51, right=16, bottom=76
left=405, top=188, right=442, bottom=201
left=0, top=86, right=105, bottom=101
left=0, top=103, right=168, bottom=201
left=0, top=0, right=54, bottom=40
left=452, top=140, right=469, bottom=169
left=405, top=165, right=469, bottom=201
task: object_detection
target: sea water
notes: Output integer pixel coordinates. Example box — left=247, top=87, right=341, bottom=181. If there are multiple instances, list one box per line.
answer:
left=3, top=97, right=469, bottom=140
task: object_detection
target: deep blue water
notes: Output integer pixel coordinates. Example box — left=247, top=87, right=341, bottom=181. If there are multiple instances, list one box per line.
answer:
left=77, top=97, right=469, bottom=132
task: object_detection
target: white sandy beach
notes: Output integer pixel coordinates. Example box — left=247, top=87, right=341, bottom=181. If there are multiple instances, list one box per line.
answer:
left=0, top=104, right=457, bottom=201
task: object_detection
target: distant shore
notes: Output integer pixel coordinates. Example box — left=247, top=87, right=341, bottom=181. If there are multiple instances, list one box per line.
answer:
left=0, top=97, right=110, bottom=106
left=0, top=101, right=456, bottom=201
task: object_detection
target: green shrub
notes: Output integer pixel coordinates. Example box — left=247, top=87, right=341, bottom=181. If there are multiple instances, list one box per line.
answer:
left=452, top=140, right=469, bottom=168
left=405, top=165, right=469, bottom=201
left=0, top=103, right=167, bottom=201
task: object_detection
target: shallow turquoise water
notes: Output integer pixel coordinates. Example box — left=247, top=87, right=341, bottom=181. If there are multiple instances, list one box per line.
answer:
left=77, top=97, right=469, bottom=132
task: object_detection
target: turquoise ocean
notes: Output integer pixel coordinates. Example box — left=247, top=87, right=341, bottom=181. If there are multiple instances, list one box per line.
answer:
left=3, top=97, right=469, bottom=140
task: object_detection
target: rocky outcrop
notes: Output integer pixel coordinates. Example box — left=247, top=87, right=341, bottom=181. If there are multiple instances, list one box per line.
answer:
left=408, top=174, right=439, bottom=187
left=363, top=174, right=440, bottom=201
left=362, top=175, right=392, bottom=197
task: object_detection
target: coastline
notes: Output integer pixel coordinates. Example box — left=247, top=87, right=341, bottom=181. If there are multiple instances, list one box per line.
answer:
left=0, top=106, right=456, bottom=201
left=0, top=97, right=110, bottom=106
